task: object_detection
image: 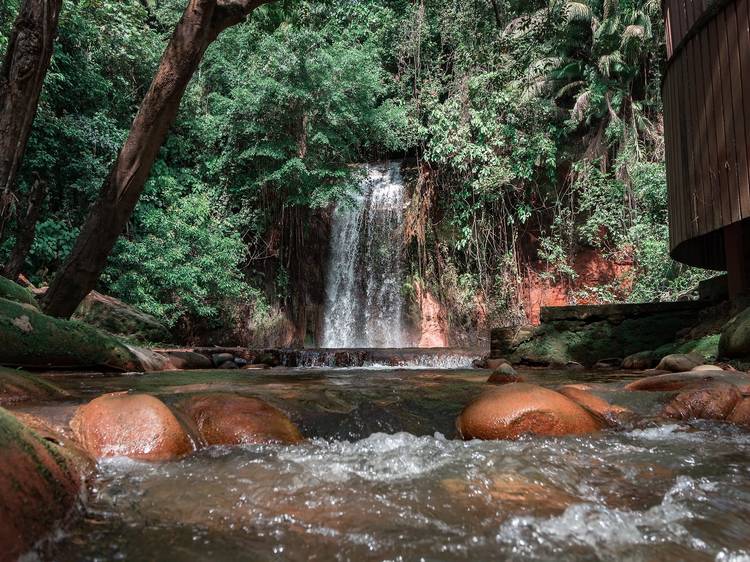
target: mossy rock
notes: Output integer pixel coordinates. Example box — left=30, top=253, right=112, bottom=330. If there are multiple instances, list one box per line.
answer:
left=510, top=311, right=701, bottom=367
left=0, top=276, right=38, bottom=308
left=719, top=306, right=750, bottom=358
left=0, top=297, right=143, bottom=370
left=73, top=290, right=170, bottom=343
left=0, top=407, right=86, bottom=559
left=0, top=367, right=68, bottom=405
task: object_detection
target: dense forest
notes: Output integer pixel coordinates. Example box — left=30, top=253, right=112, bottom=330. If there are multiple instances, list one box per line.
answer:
left=0, top=0, right=712, bottom=346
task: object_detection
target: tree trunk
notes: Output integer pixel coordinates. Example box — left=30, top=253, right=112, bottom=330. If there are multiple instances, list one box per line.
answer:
left=3, top=174, right=46, bottom=280
left=0, top=0, right=62, bottom=241
left=42, top=0, right=270, bottom=318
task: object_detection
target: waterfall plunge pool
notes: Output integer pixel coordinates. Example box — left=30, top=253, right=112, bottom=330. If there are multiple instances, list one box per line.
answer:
left=14, top=366, right=750, bottom=562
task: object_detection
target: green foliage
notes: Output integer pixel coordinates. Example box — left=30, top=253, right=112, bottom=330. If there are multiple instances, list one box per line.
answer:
left=102, top=188, right=250, bottom=329
left=0, top=0, right=711, bottom=338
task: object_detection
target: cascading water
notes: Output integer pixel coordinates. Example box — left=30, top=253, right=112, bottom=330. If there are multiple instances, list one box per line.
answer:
left=322, top=162, right=406, bottom=348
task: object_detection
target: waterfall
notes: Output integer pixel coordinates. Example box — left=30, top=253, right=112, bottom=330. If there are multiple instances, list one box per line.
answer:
left=322, top=162, right=406, bottom=348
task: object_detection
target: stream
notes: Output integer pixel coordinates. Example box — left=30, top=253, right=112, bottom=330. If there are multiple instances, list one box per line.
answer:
left=13, top=367, right=750, bottom=561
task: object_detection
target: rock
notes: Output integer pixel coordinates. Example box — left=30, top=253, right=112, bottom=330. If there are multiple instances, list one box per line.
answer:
left=655, top=353, right=704, bottom=372
left=0, top=276, right=38, bottom=308
left=624, top=371, right=725, bottom=392
left=161, top=350, right=212, bottom=370
left=218, top=361, right=239, bottom=370
left=73, top=290, right=170, bottom=343
left=0, top=408, right=86, bottom=560
left=212, top=353, right=235, bottom=367
left=719, top=305, right=750, bottom=358
left=0, top=367, right=68, bottom=405
left=494, top=363, right=517, bottom=376
left=485, top=358, right=510, bottom=370
left=234, top=357, right=248, bottom=367
left=487, top=372, right=524, bottom=385
left=70, top=393, right=193, bottom=461
left=727, top=398, right=750, bottom=426
left=557, top=386, right=629, bottom=421
left=593, top=357, right=622, bottom=369
left=662, top=382, right=742, bottom=421
left=0, top=297, right=146, bottom=371
left=455, top=383, right=603, bottom=440
left=564, top=361, right=585, bottom=371
left=178, top=394, right=302, bottom=445
left=622, top=351, right=657, bottom=370
left=691, top=364, right=723, bottom=371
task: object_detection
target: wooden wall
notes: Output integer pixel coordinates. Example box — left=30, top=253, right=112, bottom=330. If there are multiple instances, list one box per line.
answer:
left=663, top=0, right=750, bottom=269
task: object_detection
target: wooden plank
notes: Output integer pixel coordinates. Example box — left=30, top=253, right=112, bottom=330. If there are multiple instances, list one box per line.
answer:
left=739, top=0, right=750, bottom=220
left=717, top=7, right=741, bottom=224
left=686, top=37, right=705, bottom=235
left=665, top=71, right=682, bottom=248
left=705, top=19, right=729, bottom=232
left=726, top=0, right=750, bottom=220
left=703, top=27, right=723, bottom=234
left=711, top=14, right=735, bottom=228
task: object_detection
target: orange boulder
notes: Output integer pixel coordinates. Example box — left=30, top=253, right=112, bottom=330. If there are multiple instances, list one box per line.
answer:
left=728, top=398, right=750, bottom=426
left=70, top=392, right=193, bottom=461
left=557, top=385, right=629, bottom=420
left=179, top=393, right=302, bottom=446
left=456, top=383, right=603, bottom=440
left=624, top=372, right=723, bottom=392
left=662, top=382, right=743, bottom=421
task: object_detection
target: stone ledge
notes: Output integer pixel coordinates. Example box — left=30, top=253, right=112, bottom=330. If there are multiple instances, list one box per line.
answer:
left=539, top=300, right=711, bottom=324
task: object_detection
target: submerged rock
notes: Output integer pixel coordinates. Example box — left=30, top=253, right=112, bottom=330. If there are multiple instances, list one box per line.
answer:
left=557, top=385, right=629, bottom=422
left=71, top=393, right=193, bottom=461
left=662, top=382, right=742, bottom=421
left=487, top=371, right=524, bottom=385
left=0, top=408, right=86, bottom=560
left=178, top=393, right=302, bottom=446
left=655, top=353, right=704, bottom=372
left=0, top=367, right=68, bottom=405
left=0, top=297, right=146, bottom=371
left=456, top=383, right=602, bottom=440
left=625, top=371, right=732, bottom=392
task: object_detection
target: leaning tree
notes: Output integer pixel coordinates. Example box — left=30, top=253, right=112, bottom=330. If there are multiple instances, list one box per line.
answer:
left=0, top=0, right=63, bottom=244
left=42, top=0, right=272, bottom=317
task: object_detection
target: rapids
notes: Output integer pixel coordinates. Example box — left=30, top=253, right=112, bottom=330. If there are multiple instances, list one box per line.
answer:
left=14, top=367, right=750, bottom=562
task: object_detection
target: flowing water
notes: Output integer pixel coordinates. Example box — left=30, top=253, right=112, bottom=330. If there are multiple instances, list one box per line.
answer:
left=16, top=367, right=750, bottom=562
left=322, top=163, right=407, bottom=348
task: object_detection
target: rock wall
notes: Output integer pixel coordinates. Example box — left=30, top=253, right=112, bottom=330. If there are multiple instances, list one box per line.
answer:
left=520, top=248, right=632, bottom=324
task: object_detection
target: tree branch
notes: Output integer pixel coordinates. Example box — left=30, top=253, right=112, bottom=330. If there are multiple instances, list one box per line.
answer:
left=211, top=0, right=272, bottom=35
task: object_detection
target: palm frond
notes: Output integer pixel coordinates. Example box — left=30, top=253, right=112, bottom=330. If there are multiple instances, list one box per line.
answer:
left=572, top=90, right=592, bottom=122
left=565, top=1, right=593, bottom=23
left=597, top=51, right=624, bottom=77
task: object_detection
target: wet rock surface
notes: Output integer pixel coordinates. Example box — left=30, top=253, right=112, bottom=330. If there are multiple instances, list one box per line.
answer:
left=0, top=366, right=68, bottom=405
left=178, top=393, right=302, bottom=446
left=456, top=383, right=603, bottom=440
left=655, top=353, right=704, bottom=372
left=0, top=297, right=145, bottom=371
left=0, top=408, right=87, bottom=561
left=71, top=393, right=193, bottom=461
left=73, top=290, right=170, bottom=343
left=662, top=381, right=743, bottom=421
